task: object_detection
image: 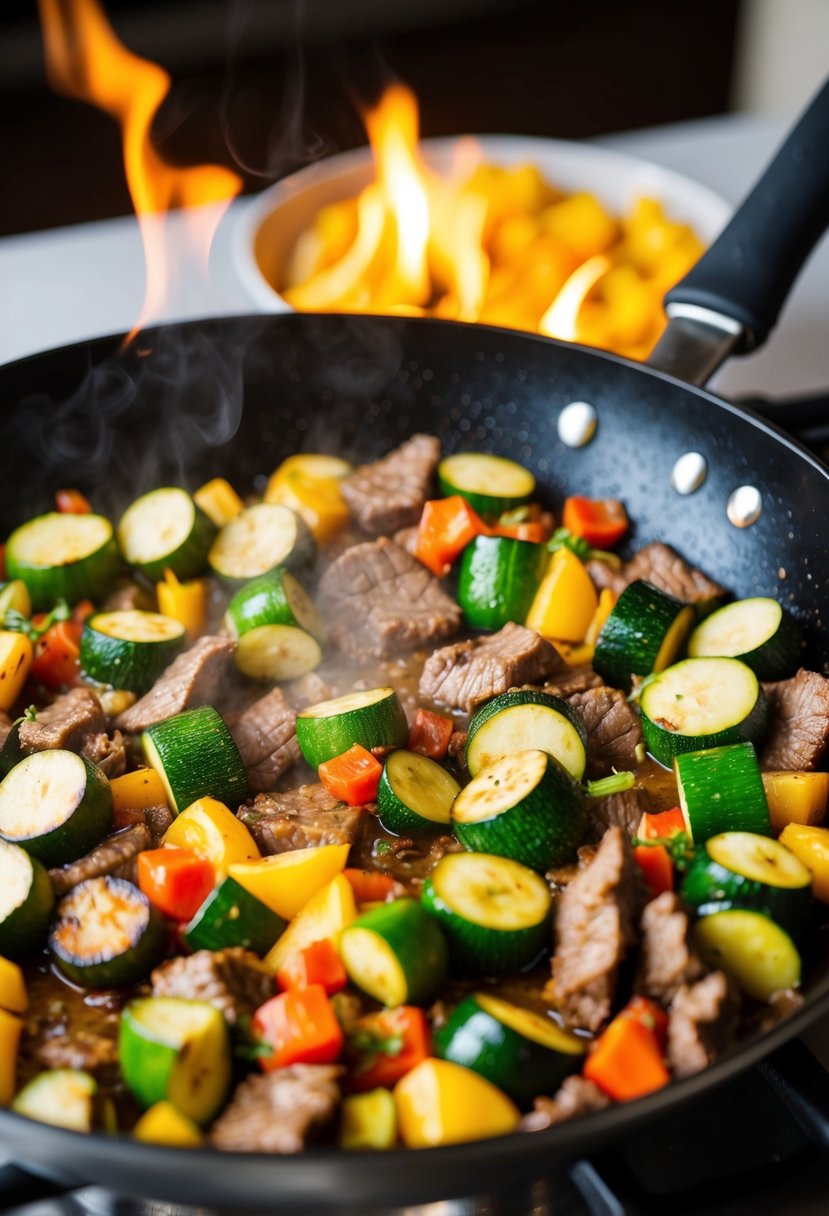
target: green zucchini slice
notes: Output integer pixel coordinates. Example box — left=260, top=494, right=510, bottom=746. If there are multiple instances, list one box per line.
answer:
left=0, top=750, right=112, bottom=866
left=142, top=706, right=249, bottom=814
left=434, top=992, right=584, bottom=1105
left=225, top=569, right=326, bottom=642
left=80, top=610, right=186, bottom=694
left=119, top=997, right=232, bottom=1125
left=208, top=503, right=314, bottom=583
left=639, top=657, right=767, bottom=767
left=296, top=687, right=409, bottom=770
left=421, top=851, right=551, bottom=976
left=5, top=512, right=120, bottom=610
left=12, top=1069, right=97, bottom=1132
left=593, top=579, right=694, bottom=691
left=466, top=689, right=587, bottom=780
left=183, top=876, right=285, bottom=955
left=377, top=750, right=460, bottom=836
left=339, top=898, right=449, bottom=1006
left=452, top=749, right=584, bottom=871
left=437, top=453, right=536, bottom=517
left=49, top=875, right=166, bottom=987
left=687, top=597, right=802, bottom=680
left=457, top=535, right=548, bottom=631
left=117, top=488, right=216, bottom=581
left=693, top=908, right=801, bottom=1001
left=674, top=742, right=771, bottom=842
left=235, top=626, right=322, bottom=682
left=0, top=840, right=54, bottom=959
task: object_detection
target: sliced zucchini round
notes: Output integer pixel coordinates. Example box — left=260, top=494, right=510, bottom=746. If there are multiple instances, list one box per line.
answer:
left=466, top=689, right=587, bottom=781
left=0, top=840, right=54, bottom=959
left=183, top=876, right=285, bottom=955
left=225, top=569, right=326, bottom=643
left=434, top=992, right=584, bottom=1105
left=688, top=597, right=802, bottom=680
left=12, top=1069, right=97, bottom=1132
left=452, top=749, right=584, bottom=872
left=0, top=750, right=113, bottom=867
left=457, top=535, right=548, bottom=631
left=117, top=488, right=216, bottom=581
left=339, top=898, right=448, bottom=1006
left=142, top=706, right=249, bottom=815
left=80, top=609, right=186, bottom=694
left=235, top=625, right=322, bottom=682
left=5, top=512, right=120, bottom=610
left=675, top=742, right=771, bottom=842
left=296, top=687, right=409, bottom=770
left=49, top=875, right=166, bottom=987
left=640, top=657, right=767, bottom=767
left=693, top=908, right=801, bottom=1001
left=438, top=453, right=536, bottom=518
left=208, top=503, right=314, bottom=583
left=593, top=579, right=694, bottom=692
left=377, top=750, right=460, bottom=836
left=421, top=851, right=551, bottom=976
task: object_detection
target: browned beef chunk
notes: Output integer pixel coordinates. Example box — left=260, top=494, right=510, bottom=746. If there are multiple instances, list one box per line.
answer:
left=151, top=948, right=275, bottom=1025
left=584, top=787, right=650, bottom=846
left=520, top=1076, right=610, bottom=1131
left=20, top=688, right=106, bottom=752
left=229, top=688, right=300, bottom=793
left=761, top=668, right=829, bottom=770
left=550, top=826, right=646, bottom=1032
left=239, top=786, right=365, bottom=855
left=145, top=803, right=174, bottom=844
left=668, top=970, right=740, bottom=1078
left=82, top=729, right=127, bottom=778
left=543, top=665, right=604, bottom=698
left=393, top=524, right=420, bottom=556
left=35, top=1030, right=117, bottom=1077
left=319, top=538, right=461, bottom=662
left=100, top=582, right=149, bottom=612
left=48, top=823, right=151, bottom=896
left=341, top=434, right=440, bottom=535
left=115, top=635, right=234, bottom=733
left=285, top=671, right=333, bottom=709
left=568, top=686, right=643, bottom=778
left=210, top=1065, right=341, bottom=1153
left=447, top=730, right=468, bottom=769
left=635, top=892, right=705, bottom=1001
left=367, top=832, right=462, bottom=891
left=420, top=623, right=564, bottom=713
left=587, top=544, right=725, bottom=604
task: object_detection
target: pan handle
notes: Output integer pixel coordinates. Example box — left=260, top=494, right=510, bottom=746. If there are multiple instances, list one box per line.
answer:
left=648, top=76, right=829, bottom=386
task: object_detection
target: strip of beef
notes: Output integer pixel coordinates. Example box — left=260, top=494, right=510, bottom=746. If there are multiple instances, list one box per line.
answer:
left=520, top=1076, right=610, bottom=1131
left=392, top=524, right=420, bottom=556
left=35, top=1029, right=118, bottom=1078
left=101, top=582, right=149, bottom=612
left=239, top=785, right=365, bottom=855
left=635, top=892, right=705, bottom=1001
left=48, top=823, right=151, bottom=896
left=340, top=433, right=440, bottom=535
left=115, top=635, right=234, bottom=733
left=151, top=948, right=274, bottom=1025
left=210, top=1065, right=341, bottom=1153
left=761, top=668, right=829, bottom=770
left=114, top=803, right=174, bottom=847
left=550, top=826, right=646, bottom=1032
left=319, top=537, right=461, bottom=662
left=587, top=542, right=726, bottom=605
left=568, top=685, right=643, bottom=779
left=229, top=688, right=300, bottom=793
left=543, top=665, right=604, bottom=698
left=584, top=787, right=650, bottom=846
left=420, top=623, right=564, bottom=713
left=668, top=970, right=740, bottom=1078
left=82, top=729, right=127, bottom=778
left=20, top=688, right=106, bottom=752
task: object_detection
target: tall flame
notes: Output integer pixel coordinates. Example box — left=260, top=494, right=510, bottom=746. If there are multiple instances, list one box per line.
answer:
left=38, top=0, right=241, bottom=342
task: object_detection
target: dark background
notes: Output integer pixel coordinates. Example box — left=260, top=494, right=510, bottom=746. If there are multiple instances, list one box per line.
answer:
left=0, top=0, right=742, bottom=236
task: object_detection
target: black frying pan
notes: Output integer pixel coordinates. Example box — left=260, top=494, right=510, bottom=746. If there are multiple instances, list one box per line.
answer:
left=0, top=79, right=828, bottom=1215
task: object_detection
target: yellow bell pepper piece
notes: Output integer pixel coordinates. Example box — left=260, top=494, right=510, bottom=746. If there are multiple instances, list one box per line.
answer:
left=0, top=631, right=32, bottom=713
left=526, top=548, right=598, bottom=643
left=134, top=1101, right=204, bottom=1148
left=265, top=455, right=352, bottom=546
left=156, top=569, right=206, bottom=638
left=109, top=767, right=169, bottom=812
left=229, top=843, right=350, bottom=921
left=164, top=797, right=260, bottom=875
left=340, top=1088, right=397, bottom=1150
left=194, top=478, right=244, bottom=528
left=763, top=772, right=829, bottom=834
left=0, top=581, right=31, bottom=618
left=0, top=958, right=27, bottom=1016
left=265, top=873, right=356, bottom=972
left=0, top=1008, right=22, bottom=1106
left=394, top=1059, right=519, bottom=1147
left=779, top=824, right=829, bottom=902
left=556, top=587, right=616, bottom=666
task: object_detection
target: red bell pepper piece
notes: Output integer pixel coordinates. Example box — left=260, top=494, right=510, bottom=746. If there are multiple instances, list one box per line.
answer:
left=55, top=489, right=92, bottom=515
left=639, top=807, right=685, bottom=840
left=343, top=868, right=396, bottom=904
left=621, top=995, right=668, bottom=1050
left=634, top=842, right=674, bottom=898
left=408, top=708, right=454, bottom=759
left=277, top=939, right=347, bottom=995
left=71, top=599, right=96, bottom=625
left=414, top=496, right=489, bottom=577
left=136, top=847, right=215, bottom=921
left=493, top=519, right=551, bottom=543
left=319, top=744, right=383, bottom=806
left=30, top=619, right=84, bottom=690
left=562, top=497, right=628, bottom=549
left=348, top=1005, right=431, bottom=1092
left=583, top=1008, right=669, bottom=1102
left=253, top=985, right=343, bottom=1071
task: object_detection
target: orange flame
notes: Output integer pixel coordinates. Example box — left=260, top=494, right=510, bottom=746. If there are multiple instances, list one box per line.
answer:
left=38, top=0, right=241, bottom=342
left=539, top=254, right=611, bottom=341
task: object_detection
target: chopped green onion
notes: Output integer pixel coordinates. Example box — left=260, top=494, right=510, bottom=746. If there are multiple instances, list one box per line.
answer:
left=585, top=771, right=635, bottom=798
left=547, top=527, right=622, bottom=569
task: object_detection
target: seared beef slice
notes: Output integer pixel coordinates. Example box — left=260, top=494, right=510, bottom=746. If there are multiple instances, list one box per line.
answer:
left=522, top=1076, right=610, bottom=1130
left=319, top=537, right=460, bottom=661
left=341, top=433, right=440, bottom=535
left=668, top=971, right=739, bottom=1077
left=239, top=785, right=365, bottom=855
left=211, top=1065, right=341, bottom=1153
left=420, top=623, right=563, bottom=713
left=20, top=688, right=106, bottom=752
left=568, top=686, right=643, bottom=778
left=587, top=542, right=725, bottom=604
left=151, top=948, right=274, bottom=1024
left=229, top=688, right=300, bottom=792
left=761, top=668, right=829, bottom=770
left=635, top=892, right=704, bottom=1001
left=115, top=635, right=234, bottom=733
left=48, top=823, right=152, bottom=896
left=584, top=787, right=650, bottom=846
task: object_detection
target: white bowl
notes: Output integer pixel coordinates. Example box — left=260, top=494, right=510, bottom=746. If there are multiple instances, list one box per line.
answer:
left=234, top=135, right=732, bottom=313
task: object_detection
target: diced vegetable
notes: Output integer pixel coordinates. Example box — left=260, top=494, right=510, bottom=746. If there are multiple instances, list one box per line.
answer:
left=6, top=512, right=119, bottom=609
left=109, top=768, right=170, bottom=813
left=377, top=750, right=459, bottom=835
left=0, top=956, right=27, bottom=1015
left=583, top=1007, right=669, bottom=1101
left=118, top=489, right=216, bottom=582
left=264, top=455, right=352, bottom=545
left=593, top=580, right=694, bottom=692
left=0, top=580, right=32, bottom=619
left=394, top=1058, right=519, bottom=1147
left=763, top=772, right=829, bottom=832
left=675, top=743, right=771, bottom=841
left=80, top=609, right=186, bottom=694
left=457, top=535, right=548, bottom=631
left=50, top=876, right=166, bottom=987
left=30, top=620, right=81, bottom=691
left=277, top=938, right=346, bottom=995
left=319, top=745, right=383, bottom=806
left=12, top=1069, right=97, bottom=1131
left=638, top=806, right=685, bottom=840
left=779, top=824, right=829, bottom=903
left=340, top=1088, right=397, bottom=1149
left=156, top=569, right=207, bottom=638
left=142, top=707, right=249, bottom=814
left=162, top=796, right=259, bottom=874
left=0, top=631, right=32, bottom=711
left=193, top=478, right=244, bottom=528
left=343, top=869, right=395, bottom=905
left=688, top=597, right=802, bottom=680
left=437, top=453, right=535, bottom=518
left=229, top=843, right=351, bottom=920
left=225, top=569, right=325, bottom=682
left=184, top=876, right=285, bottom=955
left=0, top=1007, right=22, bottom=1105
left=208, top=503, right=314, bottom=583
left=525, top=547, right=598, bottom=642
left=0, top=842, right=54, bottom=960
left=137, top=847, right=216, bottom=922
left=562, top=496, right=628, bottom=549
left=253, top=985, right=343, bottom=1069
left=296, top=687, right=408, bottom=770
left=693, top=909, right=801, bottom=1000
left=414, top=496, right=487, bottom=577
left=0, top=749, right=112, bottom=866
left=633, top=843, right=673, bottom=898
left=622, top=995, right=669, bottom=1048
left=265, top=874, right=357, bottom=973
left=465, top=688, right=587, bottom=780
left=347, top=1005, right=431, bottom=1092
left=340, top=898, right=448, bottom=1006
left=133, top=1101, right=204, bottom=1147
left=55, top=488, right=92, bottom=515
left=407, top=709, right=453, bottom=759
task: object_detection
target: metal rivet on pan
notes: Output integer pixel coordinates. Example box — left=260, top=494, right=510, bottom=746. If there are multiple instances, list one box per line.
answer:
left=727, top=485, right=763, bottom=527
left=671, top=451, right=708, bottom=495
left=558, top=401, right=597, bottom=447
